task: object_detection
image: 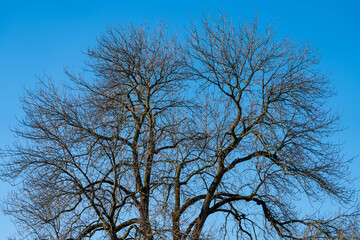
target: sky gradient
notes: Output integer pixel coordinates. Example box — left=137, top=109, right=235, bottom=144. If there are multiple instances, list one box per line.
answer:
left=1, top=0, right=359, bottom=238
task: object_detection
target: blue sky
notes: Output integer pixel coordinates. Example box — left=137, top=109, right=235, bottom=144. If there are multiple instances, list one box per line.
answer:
left=0, top=0, right=359, bottom=238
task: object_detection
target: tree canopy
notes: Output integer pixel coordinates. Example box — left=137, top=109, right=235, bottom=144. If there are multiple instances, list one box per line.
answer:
left=1, top=15, right=359, bottom=240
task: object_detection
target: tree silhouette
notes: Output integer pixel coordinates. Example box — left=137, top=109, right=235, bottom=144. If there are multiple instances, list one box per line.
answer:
left=1, top=14, right=358, bottom=239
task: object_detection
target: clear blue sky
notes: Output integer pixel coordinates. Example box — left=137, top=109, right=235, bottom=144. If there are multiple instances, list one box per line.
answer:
left=1, top=0, right=359, bottom=238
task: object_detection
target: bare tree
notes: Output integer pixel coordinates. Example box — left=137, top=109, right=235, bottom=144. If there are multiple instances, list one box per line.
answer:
left=1, top=15, right=358, bottom=240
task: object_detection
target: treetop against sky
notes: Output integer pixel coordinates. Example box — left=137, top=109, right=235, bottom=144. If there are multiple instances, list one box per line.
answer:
left=1, top=1, right=360, bottom=239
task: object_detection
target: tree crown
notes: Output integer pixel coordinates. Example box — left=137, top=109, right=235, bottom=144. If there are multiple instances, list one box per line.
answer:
left=1, top=14, right=358, bottom=240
